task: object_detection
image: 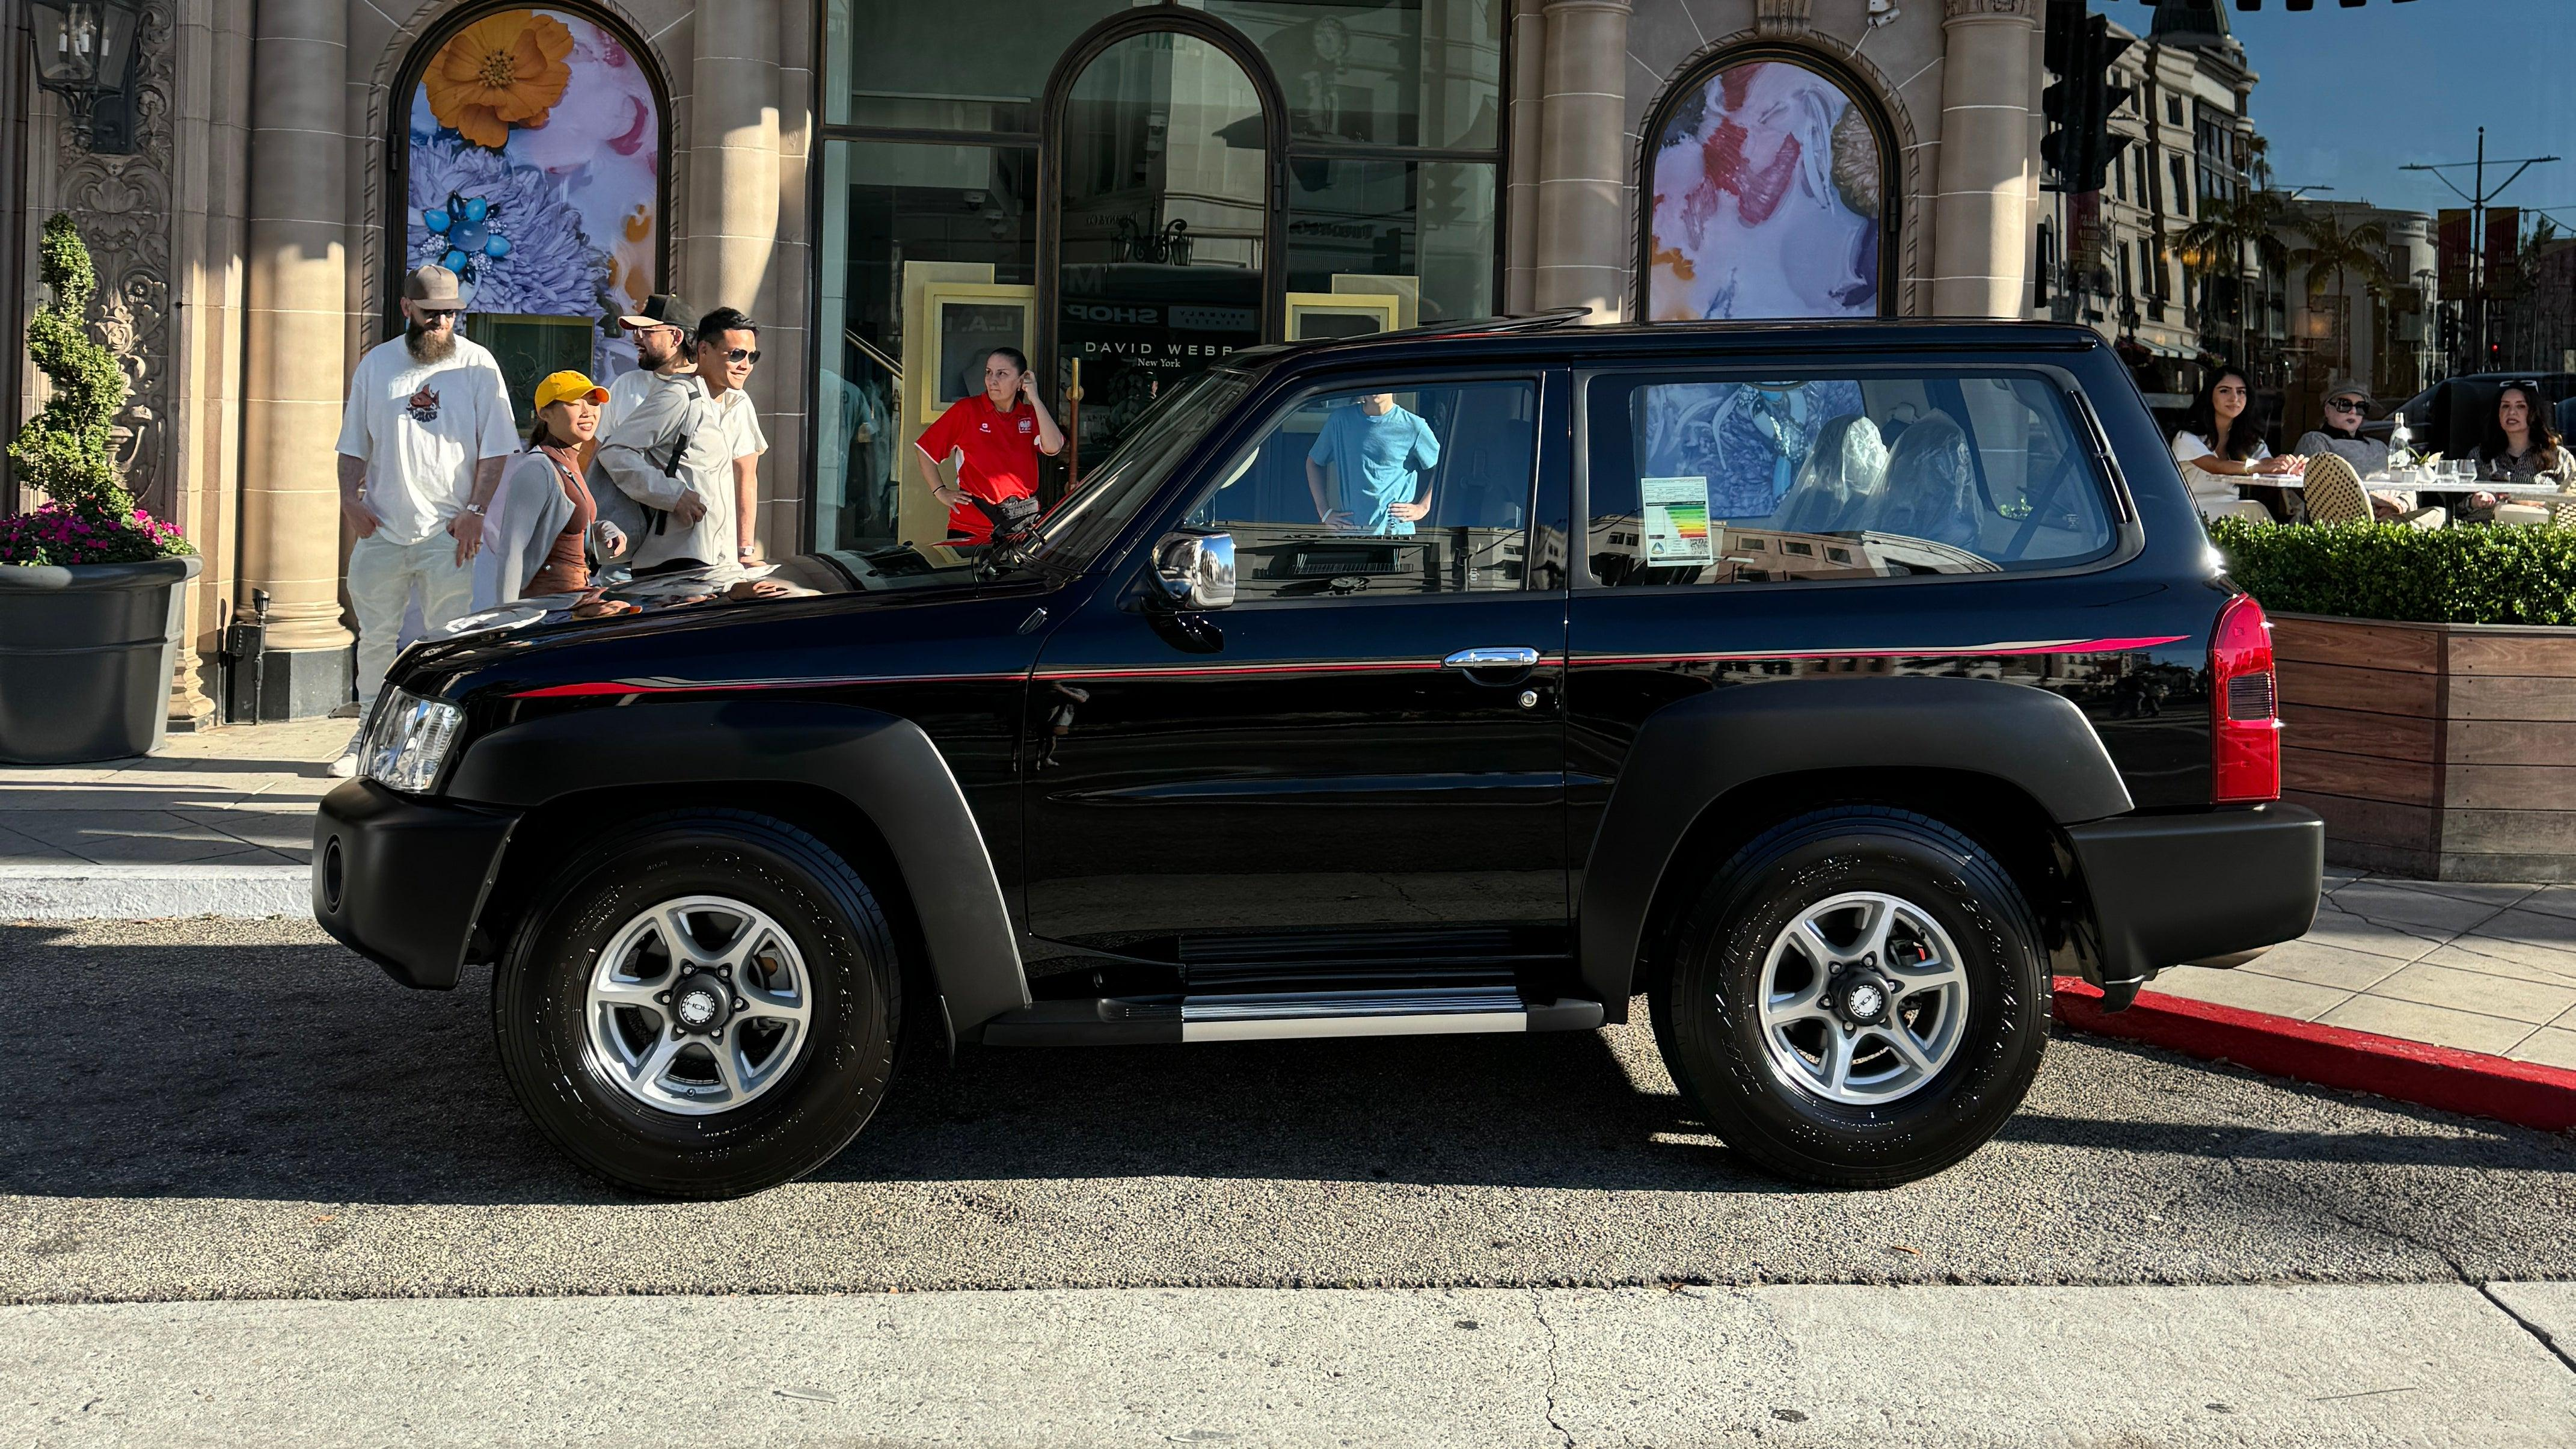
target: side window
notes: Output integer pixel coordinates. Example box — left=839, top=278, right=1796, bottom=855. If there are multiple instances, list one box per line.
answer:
left=1186, top=379, right=1539, bottom=601
left=1581, top=371, right=2115, bottom=586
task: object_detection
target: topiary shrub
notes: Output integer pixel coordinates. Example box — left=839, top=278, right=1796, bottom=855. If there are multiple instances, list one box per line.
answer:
left=1, top=214, right=192, bottom=567
left=2209, top=515, right=2576, bottom=626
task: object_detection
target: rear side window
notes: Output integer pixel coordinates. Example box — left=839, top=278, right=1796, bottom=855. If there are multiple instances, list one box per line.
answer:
left=1581, top=371, right=2115, bottom=586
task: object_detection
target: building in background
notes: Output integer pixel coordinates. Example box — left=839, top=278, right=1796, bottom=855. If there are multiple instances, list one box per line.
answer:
left=2034, top=1, right=2263, bottom=414
left=2271, top=198, right=2439, bottom=439
left=4, top=0, right=2075, bottom=725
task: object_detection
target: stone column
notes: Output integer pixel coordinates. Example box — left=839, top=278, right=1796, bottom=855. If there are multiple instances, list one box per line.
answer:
left=1503, top=0, right=1547, bottom=314
left=235, top=0, right=352, bottom=712
left=1532, top=0, right=1629, bottom=321
left=687, top=0, right=781, bottom=313
left=1931, top=0, right=2038, bottom=318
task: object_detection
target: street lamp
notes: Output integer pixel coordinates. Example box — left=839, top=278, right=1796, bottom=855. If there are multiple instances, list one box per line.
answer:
left=27, top=1, right=144, bottom=154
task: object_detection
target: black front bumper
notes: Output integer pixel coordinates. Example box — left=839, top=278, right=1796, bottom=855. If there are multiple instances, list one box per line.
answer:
left=2065, top=803, right=2324, bottom=989
left=312, top=780, right=518, bottom=989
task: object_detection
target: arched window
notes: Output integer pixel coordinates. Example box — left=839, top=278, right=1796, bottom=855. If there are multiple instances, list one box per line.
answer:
left=1643, top=52, right=1895, bottom=322
left=395, top=5, right=668, bottom=411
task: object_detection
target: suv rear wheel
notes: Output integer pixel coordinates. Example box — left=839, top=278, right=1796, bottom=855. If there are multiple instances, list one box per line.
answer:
left=492, top=811, right=901, bottom=1198
left=1652, top=807, right=2050, bottom=1187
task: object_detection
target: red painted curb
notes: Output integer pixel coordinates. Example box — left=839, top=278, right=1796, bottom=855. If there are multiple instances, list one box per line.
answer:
left=2050, top=976, right=2576, bottom=1133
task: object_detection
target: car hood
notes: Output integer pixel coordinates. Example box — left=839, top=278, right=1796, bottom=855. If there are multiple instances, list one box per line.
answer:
left=391, top=549, right=1068, bottom=704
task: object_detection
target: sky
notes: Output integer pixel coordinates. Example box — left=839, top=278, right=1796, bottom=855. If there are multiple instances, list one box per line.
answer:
left=2093, top=0, right=2576, bottom=232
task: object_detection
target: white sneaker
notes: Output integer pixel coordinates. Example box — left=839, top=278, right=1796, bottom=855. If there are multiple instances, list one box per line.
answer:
left=328, top=724, right=364, bottom=779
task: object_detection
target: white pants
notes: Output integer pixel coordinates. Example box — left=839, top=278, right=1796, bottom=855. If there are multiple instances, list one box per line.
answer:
left=348, top=531, right=473, bottom=706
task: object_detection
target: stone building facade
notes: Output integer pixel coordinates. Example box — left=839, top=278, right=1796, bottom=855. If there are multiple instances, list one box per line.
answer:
left=8, top=0, right=2062, bottom=724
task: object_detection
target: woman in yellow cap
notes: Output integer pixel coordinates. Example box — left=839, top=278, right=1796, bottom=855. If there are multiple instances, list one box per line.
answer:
left=471, top=369, right=631, bottom=611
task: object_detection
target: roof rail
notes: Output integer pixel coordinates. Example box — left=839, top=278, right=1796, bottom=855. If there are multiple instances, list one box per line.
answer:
left=1366, top=307, right=1592, bottom=343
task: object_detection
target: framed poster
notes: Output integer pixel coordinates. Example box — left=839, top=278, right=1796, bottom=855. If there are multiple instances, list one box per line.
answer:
left=1286, top=291, right=1402, bottom=342
left=916, top=281, right=1037, bottom=425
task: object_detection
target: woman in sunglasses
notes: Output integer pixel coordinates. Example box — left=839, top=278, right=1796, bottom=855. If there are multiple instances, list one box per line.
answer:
left=2295, top=380, right=2430, bottom=525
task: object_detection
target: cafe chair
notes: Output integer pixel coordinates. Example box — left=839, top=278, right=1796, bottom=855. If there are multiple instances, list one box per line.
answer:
left=2300, top=452, right=2374, bottom=526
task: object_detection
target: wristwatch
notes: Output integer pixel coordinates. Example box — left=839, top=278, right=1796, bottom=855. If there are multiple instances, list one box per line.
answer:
left=462, top=502, right=488, bottom=516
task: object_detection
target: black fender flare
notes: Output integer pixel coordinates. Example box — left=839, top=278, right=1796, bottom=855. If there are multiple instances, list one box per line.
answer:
left=445, top=698, right=1031, bottom=1032
left=1576, top=676, right=2133, bottom=1009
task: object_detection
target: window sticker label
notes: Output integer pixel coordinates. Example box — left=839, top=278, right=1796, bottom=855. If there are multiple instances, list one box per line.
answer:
left=1641, top=476, right=1714, bottom=564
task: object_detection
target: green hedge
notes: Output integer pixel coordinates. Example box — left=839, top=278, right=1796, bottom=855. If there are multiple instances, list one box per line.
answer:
left=2208, top=517, right=2576, bottom=626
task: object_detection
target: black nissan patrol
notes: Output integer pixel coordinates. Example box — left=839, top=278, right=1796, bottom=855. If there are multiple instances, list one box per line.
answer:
left=313, top=317, right=2322, bottom=1198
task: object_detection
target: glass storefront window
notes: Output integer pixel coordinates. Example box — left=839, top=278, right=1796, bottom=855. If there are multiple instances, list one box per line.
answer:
left=823, top=0, right=1138, bottom=132
left=1197, top=0, right=1501, bottom=149
left=1286, top=158, right=1495, bottom=324
left=1058, top=31, right=1268, bottom=462
left=813, top=140, right=1038, bottom=552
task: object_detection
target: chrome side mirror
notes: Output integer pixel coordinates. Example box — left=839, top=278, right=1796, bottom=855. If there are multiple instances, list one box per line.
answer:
left=1153, top=529, right=1235, bottom=611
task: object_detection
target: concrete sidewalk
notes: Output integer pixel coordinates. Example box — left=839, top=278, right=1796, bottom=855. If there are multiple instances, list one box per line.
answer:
left=5, top=720, right=2575, bottom=1073
left=6, top=1283, right=2575, bottom=1447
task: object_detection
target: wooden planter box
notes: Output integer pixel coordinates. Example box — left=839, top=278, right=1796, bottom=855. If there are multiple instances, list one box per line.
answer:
left=2275, top=612, right=2576, bottom=881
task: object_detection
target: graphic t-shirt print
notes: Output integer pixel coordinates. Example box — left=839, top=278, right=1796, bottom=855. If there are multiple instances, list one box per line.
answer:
left=407, top=386, right=441, bottom=423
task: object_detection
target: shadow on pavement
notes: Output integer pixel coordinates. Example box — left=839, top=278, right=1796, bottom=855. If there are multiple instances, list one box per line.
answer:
left=2, top=923, right=2565, bottom=1208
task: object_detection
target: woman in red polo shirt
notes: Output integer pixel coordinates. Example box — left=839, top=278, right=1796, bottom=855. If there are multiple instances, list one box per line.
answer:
left=915, top=347, right=1066, bottom=543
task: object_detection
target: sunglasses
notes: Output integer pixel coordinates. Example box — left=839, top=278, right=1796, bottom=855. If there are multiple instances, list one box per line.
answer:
left=2325, top=398, right=2365, bottom=411
left=713, top=346, right=762, bottom=365
left=414, top=308, right=461, bottom=322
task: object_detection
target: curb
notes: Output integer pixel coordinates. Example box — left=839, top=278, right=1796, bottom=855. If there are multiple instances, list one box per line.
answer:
left=2052, top=975, right=2576, bottom=1133
left=0, top=863, right=310, bottom=921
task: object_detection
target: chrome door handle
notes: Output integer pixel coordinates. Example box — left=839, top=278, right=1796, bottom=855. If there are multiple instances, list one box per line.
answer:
left=1443, top=646, right=1541, bottom=669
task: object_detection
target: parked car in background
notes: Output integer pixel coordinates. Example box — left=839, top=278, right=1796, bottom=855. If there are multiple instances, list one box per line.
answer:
left=312, top=316, right=2324, bottom=1199
left=2377, top=372, right=2576, bottom=452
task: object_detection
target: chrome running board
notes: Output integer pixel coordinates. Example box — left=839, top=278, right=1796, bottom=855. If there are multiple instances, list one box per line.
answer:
left=976, top=987, right=1604, bottom=1047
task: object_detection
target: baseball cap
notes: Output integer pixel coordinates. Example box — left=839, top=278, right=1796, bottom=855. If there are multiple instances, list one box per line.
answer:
left=532, top=370, right=610, bottom=411
left=618, top=294, right=699, bottom=333
left=402, top=264, right=462, bottom=304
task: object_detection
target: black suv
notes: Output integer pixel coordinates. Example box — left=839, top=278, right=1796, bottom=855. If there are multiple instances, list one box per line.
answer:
left=314, top=318, right=2322, bottom=1198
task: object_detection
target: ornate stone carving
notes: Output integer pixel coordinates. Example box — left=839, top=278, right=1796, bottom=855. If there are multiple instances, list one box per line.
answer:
left=1944, top=0, right=2038, bottom=20
left=1757, top=0, right=1814, bottom=35
left=51, top=1, right=177, bottom=519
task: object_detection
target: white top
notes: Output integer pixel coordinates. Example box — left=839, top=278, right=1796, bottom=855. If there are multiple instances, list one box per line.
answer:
left=2173, top=429, right=2272, bottom=520
left=595, top=371, right=736, bottom=570
left=709, top=387, right=768, bottom=461
left=603, top=364, right=691, bottom=436
left=334, top=334, right=518, bottom=546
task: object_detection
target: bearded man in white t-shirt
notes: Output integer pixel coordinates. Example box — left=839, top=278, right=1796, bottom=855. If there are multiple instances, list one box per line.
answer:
left=330, top=264, right=518, bottom=775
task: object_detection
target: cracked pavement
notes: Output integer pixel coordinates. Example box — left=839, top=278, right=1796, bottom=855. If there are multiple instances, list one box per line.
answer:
left=5, top=917, right=2572, bottom=1303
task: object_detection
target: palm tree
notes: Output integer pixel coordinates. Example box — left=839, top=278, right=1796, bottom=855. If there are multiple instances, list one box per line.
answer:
left=2174, top=187, right=2291, bottom=360
left=2290, top=212, right=2393, bottom=375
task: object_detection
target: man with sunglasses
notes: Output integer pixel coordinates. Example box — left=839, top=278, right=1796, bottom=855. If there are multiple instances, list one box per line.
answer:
left=329, top=263, right=516, bottom=775
left=604, top=293, right=699, bottom=435
left=596, top=306, right=765, bottom=573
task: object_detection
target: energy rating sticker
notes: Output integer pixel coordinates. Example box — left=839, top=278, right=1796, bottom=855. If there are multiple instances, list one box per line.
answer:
left=1642, top=476, right=1714, bottom=564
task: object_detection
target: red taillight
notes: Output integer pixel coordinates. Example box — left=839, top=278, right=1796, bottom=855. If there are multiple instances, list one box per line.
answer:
left=2210, top=594, right=2281, bottom=803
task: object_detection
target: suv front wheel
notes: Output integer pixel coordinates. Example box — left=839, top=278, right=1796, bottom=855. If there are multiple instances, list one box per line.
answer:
left=492, top=811, right=902, bottom=1198
left=1652, top=807, right=2050, bottom=1187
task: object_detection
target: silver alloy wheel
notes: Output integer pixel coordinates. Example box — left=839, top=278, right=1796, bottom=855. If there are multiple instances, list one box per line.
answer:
left=1755, top=890, right=1969, bottom=1106
left=583, top=895, right=814, bottom=1116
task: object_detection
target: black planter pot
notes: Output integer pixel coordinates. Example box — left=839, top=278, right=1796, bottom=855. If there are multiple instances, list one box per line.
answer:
left=0, top=555, right=203, bottom=764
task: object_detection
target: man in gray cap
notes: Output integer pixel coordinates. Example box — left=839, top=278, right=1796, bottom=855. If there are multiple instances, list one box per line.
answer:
left=329, top=263, right=517, bottom=775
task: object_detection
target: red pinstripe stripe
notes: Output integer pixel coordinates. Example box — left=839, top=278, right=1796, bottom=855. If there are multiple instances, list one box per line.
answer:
left=1575, top=635, right=2188, bottom=668
left=509, top=671, right=1026, bottom=699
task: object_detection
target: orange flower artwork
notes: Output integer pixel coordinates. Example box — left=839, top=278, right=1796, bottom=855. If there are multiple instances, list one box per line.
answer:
left=426, top=11, right=575, bottom=150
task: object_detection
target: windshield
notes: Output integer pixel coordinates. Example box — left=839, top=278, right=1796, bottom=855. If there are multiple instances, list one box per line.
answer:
left=1026, top=368, right=1253, bottom=572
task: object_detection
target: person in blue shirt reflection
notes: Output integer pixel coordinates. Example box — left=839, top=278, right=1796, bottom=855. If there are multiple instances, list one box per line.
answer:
left=1305, top=392, right=1440, bottom=534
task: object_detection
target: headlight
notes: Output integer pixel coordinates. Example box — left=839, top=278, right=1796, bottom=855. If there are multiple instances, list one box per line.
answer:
left=361, top=689, right=464, bottom=794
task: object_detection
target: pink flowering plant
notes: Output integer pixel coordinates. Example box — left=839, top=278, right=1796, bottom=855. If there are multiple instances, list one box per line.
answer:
left=2, top=214, right=194, bottom=567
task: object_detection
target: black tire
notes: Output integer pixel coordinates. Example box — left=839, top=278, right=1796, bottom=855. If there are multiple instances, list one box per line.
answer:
left=492, top=810, right=902, bottom=1198
left=1650, top=807, right=2050, bottom=1188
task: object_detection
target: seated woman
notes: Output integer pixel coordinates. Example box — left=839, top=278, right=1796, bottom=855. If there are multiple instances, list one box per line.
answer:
left=473, top=371, right=629, bottom=612
left=2294, top=380, right=2434, bottom=525
left=2173, top=368, right=2302, bottom=521
left=2462, top=380, right=2576, bottom=523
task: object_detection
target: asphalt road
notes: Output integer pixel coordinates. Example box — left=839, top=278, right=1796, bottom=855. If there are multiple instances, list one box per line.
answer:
left=4, top=917, right=2574, bottom=1305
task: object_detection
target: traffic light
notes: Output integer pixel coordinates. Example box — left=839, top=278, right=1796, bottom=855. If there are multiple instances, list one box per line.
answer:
left=2042, top=1, right=2135, bottom=195
left=2440, top=309, right=2460, bottom=358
